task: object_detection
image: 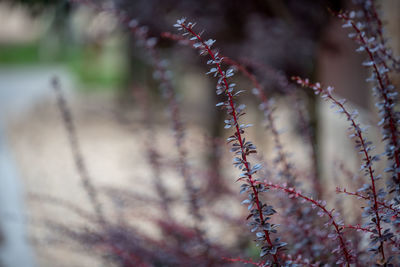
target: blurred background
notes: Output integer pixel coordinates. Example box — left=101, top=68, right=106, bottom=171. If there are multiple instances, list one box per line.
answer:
left=0, top=0, right=399, bottom=266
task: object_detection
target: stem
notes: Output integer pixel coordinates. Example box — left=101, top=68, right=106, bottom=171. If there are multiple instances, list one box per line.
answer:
left=350, top=21, right=400, bottom=187
left=295, top=77, right=386, bottom=263
left=260, top=182, right=353, bottom=266
left=52, top=78, right=106, bottom=226
left=337, top=187, right=400, bottom=218
left=133, top=85, right=172, bottom=218
left=179, top=23, right=279, bottom=264
left=222, top=57, right=295, bottom=186
left=330, top=86, right=386, bottom=262
left=161, top=33, right=297, bottom=187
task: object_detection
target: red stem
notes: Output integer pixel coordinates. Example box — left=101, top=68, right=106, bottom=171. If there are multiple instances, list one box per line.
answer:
left=346, top=224, right=400, bottom=251
left=162, top=32, right=296, bottom=186
left=222, top=58, right=294, bottom=185
left=179, top=23, right=279, bottom=264
left=337, top=187, right=400, bottom=218
left=259, top=182, right=352, bottom=266
left=368, top=2, right=400, bottom=67
left=295, top=77, right=386, bottom=263
left=345, top=15, right=400, bottom=188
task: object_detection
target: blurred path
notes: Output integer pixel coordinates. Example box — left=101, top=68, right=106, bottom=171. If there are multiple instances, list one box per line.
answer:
left=0, top=65, right=73, bottom=267
left=0, top=124, right=34, bottom=267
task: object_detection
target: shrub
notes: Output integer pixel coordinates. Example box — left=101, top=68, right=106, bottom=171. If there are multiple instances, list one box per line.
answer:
left=30, top=0, right=400, bottom=266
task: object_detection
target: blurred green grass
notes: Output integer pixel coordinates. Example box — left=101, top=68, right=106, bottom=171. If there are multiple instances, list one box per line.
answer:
left=0, top=43, right=40, bottom=64
left=0, top=40, right=128, bottom=91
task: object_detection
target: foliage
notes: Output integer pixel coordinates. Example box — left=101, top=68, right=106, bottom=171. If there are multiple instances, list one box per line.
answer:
left=29, top=0, right=400, bottom=266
